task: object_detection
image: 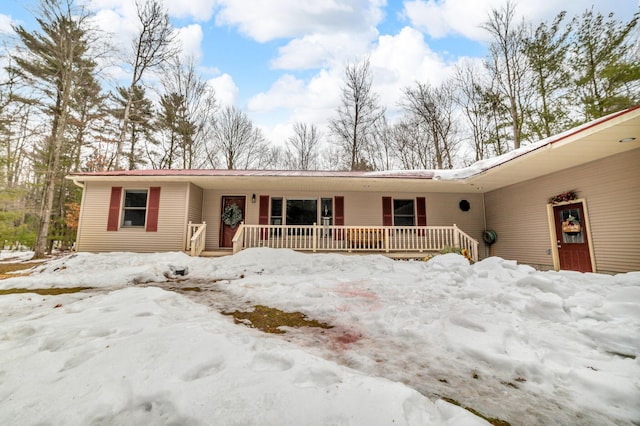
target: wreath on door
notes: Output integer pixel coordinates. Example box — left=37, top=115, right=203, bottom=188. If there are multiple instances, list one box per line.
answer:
left=222, top=204, right=243, bottom=227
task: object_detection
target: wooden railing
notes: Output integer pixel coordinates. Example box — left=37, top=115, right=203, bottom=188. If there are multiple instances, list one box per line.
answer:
left=187, top=221, right=207, bottom=257
left=231, top=223, right=478, bottom=261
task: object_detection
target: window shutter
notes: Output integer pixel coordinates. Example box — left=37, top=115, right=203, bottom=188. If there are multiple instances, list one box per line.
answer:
left=259, top=195, right=269, bottom=239
left=334, top=196, right=344, bottom=239
left=334, top=196, right=344, bottom=226
left=259, top=196, right=269, bottom=225
left=107, top=187, right=122, bottom=231
left=146, top=187, right=161, bottom=232
left=416, top=197, right=427, bottom=226
left=382, top=197, right=392, bottom=226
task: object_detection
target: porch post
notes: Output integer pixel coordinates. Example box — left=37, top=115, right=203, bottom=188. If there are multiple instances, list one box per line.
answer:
left=312, top=223, right=317, bottom=252
left=186, top=221, right=192, bottom=251
left=384, top=227, right=390, bottom=252
left=453, top=224, right=460, bottom=248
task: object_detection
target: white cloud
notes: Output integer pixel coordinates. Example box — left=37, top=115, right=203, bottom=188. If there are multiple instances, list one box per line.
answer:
left=272, top=29, right=377, bottom=70
left=249, top=25, right=456, bottom=140
left=215, top=0, right=385, bottom=43
left=175, top=24, right=204, bottom=61
left=0, top=14, right=13, bottom=34
left=208, top=73, right=239, bottom=106
left=248, top=70, right=342, bottom=121
left=165, top=0, right=217, bottom=21
left=370, top=26, right=452, bottom=110
left=404, top=0, right=640, bottom=42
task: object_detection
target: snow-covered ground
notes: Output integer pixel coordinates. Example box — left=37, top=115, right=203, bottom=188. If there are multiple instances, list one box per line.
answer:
left=0, top=249, right=638, bottom=425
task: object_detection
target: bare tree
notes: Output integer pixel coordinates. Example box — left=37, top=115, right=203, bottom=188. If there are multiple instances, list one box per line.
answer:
left=329, top=57, right=385, bottom=170
left=113, top=0, right=178, bottom=170
left=401, top=80, right=458, bottom=169
left=392, top=118, right=434, bottom=169
left=285, top=122, right=320, bottom=170
left=154, top=56, right=217, bottom=169
left=482, top=1, right=532, bottom=149
left=365, top=115, right=396, bottom=170
left=453, top=61, right=494, bottom=162
left=206, top=105, right=268, bottom=170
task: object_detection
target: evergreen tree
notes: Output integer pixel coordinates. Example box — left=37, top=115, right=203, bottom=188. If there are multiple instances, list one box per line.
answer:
left=9, top=0, right=97, bottom=258
left=523, top=11, right=573, bottom=138
left=570, top=8, right=640, bottom=120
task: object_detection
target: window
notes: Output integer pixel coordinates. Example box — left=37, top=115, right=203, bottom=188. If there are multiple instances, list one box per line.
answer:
left=270, top=197, right=283, bottom=225
left=393, top=199, right=415, bottom=226
left=286, top=199, right=317, bottom=225
left=122, top=190, right=148, bottom=227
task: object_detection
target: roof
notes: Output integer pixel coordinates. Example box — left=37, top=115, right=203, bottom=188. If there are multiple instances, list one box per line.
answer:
left=67, top=106, right=640, bottom=193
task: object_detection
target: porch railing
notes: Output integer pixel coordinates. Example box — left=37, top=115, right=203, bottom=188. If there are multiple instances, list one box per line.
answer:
left=187, top=221, right=207, bottom=257
left=231, top=223, right=478, bottom=262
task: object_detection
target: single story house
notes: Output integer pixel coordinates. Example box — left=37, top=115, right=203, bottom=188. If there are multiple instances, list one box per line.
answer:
left=67, top=106, right=640, bottom=274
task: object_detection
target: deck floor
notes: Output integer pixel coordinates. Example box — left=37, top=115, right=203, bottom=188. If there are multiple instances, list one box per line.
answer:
left=198, top=249, right=434, bottom=260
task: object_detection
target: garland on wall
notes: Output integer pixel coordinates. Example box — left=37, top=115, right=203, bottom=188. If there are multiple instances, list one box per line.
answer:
left=548, top=190, right=578, bottom=204
left=222, top=204, right=243, bottom=227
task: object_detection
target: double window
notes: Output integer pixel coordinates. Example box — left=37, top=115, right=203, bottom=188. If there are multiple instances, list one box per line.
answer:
left=269, top=197, right=333, bottom=226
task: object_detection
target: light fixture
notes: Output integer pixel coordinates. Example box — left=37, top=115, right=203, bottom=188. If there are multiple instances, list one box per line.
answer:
left=251, top=194, right=256, bottom=203
left=619, top=137, right=636, bottom=143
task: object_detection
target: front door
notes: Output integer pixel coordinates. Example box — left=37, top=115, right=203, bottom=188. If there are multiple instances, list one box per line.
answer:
left=220, top=196, right=246, bottom=248
left=553, top=202, right=592, bottom=272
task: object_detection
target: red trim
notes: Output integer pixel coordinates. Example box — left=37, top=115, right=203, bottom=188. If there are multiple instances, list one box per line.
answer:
left=107, top=187, right=122, bottom=231
left=416, top=197, right=427, bottom=226
left=146, top=187, right=160, bottom=232
left=382, top=197, right=392, bottom=226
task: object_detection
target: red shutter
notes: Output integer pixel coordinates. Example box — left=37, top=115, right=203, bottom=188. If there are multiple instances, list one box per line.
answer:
left=416, top=197, right=427, bottom=226
left=382, top=197, right=392, bottom=226
left=259, top=196, right=269, bottom=225
left=107, top=187, right=122, bottom=231
left=334, top=196, right=344, bottom=225
left=146, top=187, right=161, bottom=232
left=334, top=196, right=344, bottom=239
left=259, top=195, right=269, bottom=239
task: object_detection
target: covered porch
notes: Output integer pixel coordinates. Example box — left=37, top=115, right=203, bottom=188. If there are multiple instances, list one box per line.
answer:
left=188, top=222, right=479, bottom=262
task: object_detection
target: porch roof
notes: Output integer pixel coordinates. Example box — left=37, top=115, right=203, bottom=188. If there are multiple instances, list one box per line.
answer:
left=67, top=106, right=640, bottom=194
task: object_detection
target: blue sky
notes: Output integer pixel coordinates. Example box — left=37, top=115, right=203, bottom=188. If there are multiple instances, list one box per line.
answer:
left=1, top=0, right=638, bottom=144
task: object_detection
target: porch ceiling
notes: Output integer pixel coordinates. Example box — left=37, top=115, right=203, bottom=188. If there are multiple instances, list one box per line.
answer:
left=466, top=110, right=640, bottom=193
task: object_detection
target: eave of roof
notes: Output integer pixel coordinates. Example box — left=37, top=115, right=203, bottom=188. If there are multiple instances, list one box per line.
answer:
left=67, top=105, right=640, bottom=193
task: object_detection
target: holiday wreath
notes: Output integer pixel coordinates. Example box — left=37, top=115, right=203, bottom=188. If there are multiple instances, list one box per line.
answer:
left=222, top=204, right=243, bottom=227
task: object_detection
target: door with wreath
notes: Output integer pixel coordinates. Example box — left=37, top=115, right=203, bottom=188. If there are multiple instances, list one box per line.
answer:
left=220, top=196, right=246, bottom=248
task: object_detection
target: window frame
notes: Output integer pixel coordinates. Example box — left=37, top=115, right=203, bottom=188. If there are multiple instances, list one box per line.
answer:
left=393, top=198, right=415, bottom=226
left=121, top=189, right=149, bottom=228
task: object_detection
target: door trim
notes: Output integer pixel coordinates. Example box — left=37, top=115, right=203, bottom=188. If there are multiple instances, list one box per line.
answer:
left=547, top=198, right=596, bottom=272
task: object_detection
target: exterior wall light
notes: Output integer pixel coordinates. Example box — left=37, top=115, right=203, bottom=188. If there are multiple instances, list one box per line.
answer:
left=619, top=137, right=636, bottom=143
left=252, top=194, right=256, bottom=203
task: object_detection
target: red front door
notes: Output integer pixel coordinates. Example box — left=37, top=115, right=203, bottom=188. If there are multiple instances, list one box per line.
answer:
left=553, top=202, right=592, bottom=272
left=220, top=196, right=246, bottom=248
